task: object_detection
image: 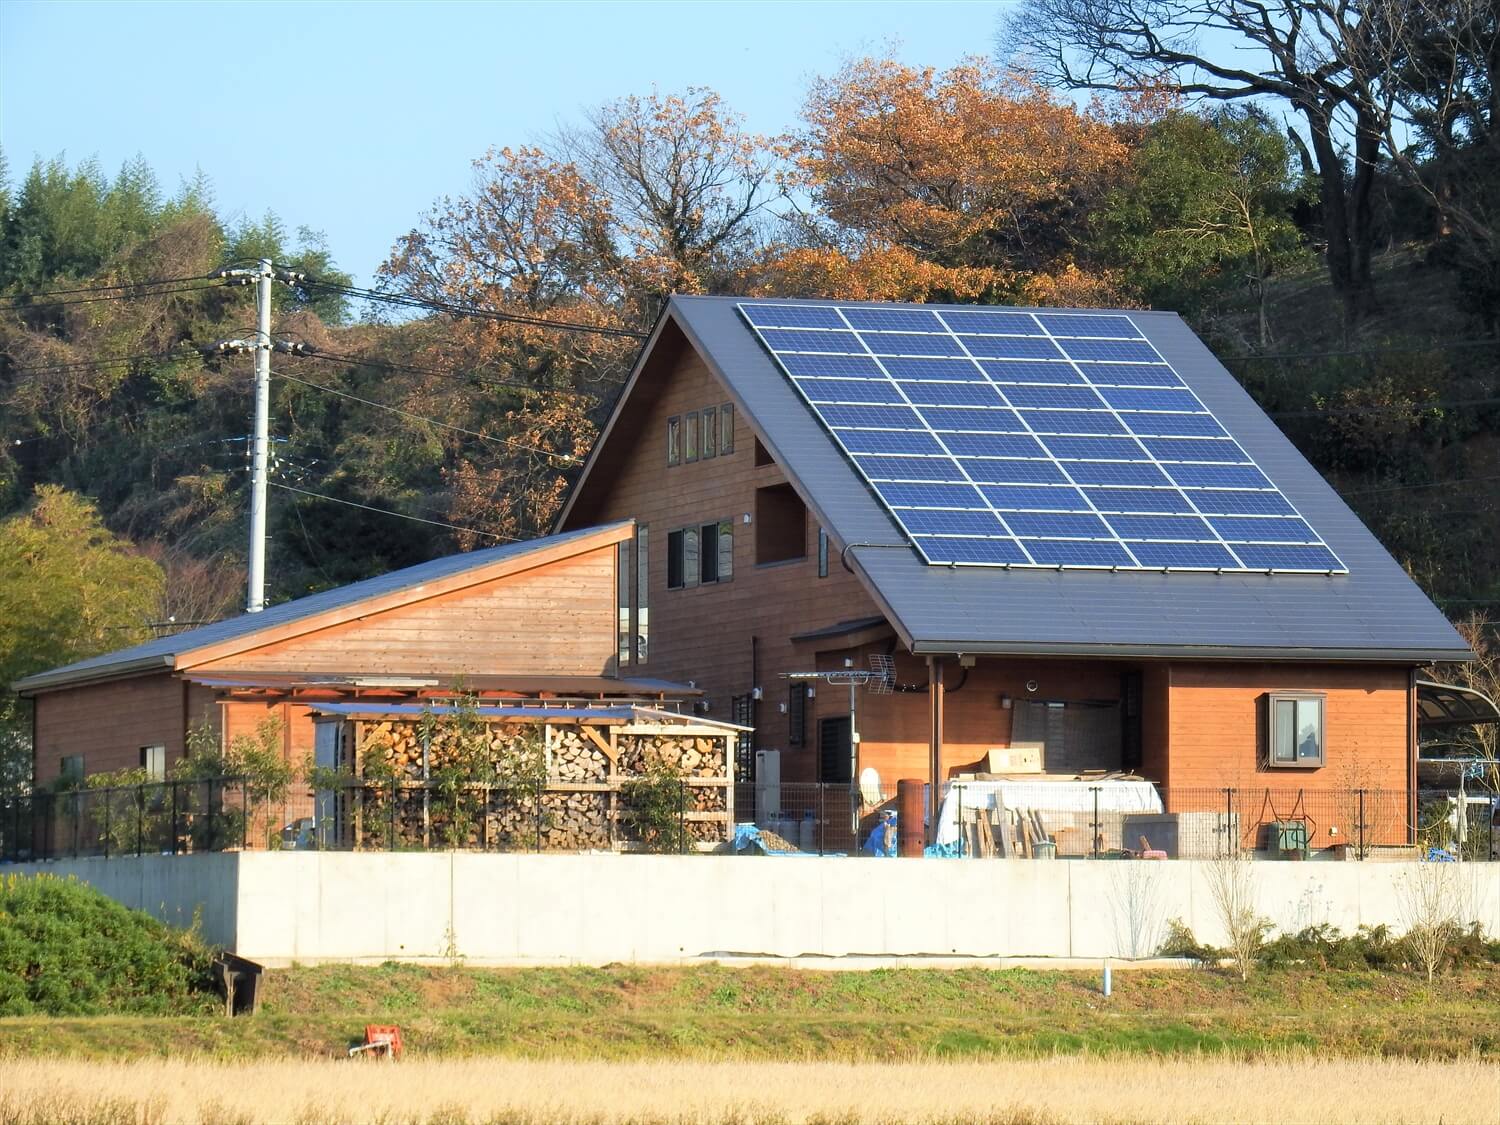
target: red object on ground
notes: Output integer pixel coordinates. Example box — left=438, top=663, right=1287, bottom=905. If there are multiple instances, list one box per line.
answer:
left=363, top=1024, right=403, bottom=1059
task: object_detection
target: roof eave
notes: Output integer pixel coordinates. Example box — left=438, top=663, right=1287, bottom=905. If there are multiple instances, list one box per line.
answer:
left=904, top=640, right=1475, bottom=663
left=13, top=654, right=175, bottom=696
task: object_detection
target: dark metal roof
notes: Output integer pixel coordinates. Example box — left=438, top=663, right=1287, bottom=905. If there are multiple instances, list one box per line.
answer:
left=665, top=296, right=1472, bottom=663
left=183, top=672, right=701, bottom=697
left=1416, top=680, right=1500, bottom=728
left=13, top=522, right=632, bottom=694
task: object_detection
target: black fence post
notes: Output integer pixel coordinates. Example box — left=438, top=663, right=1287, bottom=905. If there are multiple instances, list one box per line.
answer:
left=481, top=785, right=489, bottom=852
left=242, top=780, right=250, bottom=851
left=71, top=792, right=80, bottom=858
left=1223, top=787, right=1234, bottom=857
left=389, top=781, right=397, bottom=852
left=679, top=779, right=687, bottom=856
left=170, top=782, right=179, bottom=856
left=534, top=789, right=542, bottom=853
left=207, top=779, right=218, bottom=854
left=136, top=788, right=144, bottom=857
left=103, top=789, right=111, bottom=859
left=1358, top=789, right=1366, bottom=860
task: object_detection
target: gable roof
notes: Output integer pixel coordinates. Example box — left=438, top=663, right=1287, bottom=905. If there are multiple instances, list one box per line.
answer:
left=563, top=296, right=1470, bottom=663
left=14, top=521, right=633, bottom=694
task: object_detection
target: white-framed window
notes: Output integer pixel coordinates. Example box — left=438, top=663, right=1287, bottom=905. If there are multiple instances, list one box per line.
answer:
left=1267, top=693, right=1325, bottom=768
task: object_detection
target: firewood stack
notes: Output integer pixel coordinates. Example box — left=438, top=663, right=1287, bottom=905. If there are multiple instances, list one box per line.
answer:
left=343, top=715, right=731, bottom=852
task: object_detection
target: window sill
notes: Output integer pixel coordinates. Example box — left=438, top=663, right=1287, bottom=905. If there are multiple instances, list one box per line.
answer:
left=754, top=557, right=807, bottom=571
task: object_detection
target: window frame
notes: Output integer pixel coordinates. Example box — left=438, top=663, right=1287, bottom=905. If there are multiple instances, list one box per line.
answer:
left=817, top=528, right=829, bottom=578
left=684, top=410, right=699, bottom=463
left=666, top=416, right=681, bottom=467
left=720, top=402, right=734, bottom=455
left=60, top=754, right=84, bottom=784
left=1266, top=692, right=1326, bottom=769
left=140, top=744, right=166, bottom=781
left=701, top=406, right=717, bottom=459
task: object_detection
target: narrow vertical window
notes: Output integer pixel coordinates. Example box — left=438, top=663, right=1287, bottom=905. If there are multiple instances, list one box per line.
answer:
left=684, top=526, right=700, bottom=587
left=667, top=529, right=685, bottom=590
left=684, top=411, right=699, bottom=462
left=718, top=518, right=734, bottom=581
left=617, top=539, right=633, bottom=667
left=635, top=525, right=649, bottom=664
left=700, top=522, right=720, bottom=584
left=788, top=683, right=807, bottom=747
left=702, top=406, right=717, bottom=459
left=60, top=754, right=84, bottom=783
left=818, top=528, right=829, bottom=578
left=667, top=416, right=681, bottom=466
left=720, top=403, right=734, bottom=454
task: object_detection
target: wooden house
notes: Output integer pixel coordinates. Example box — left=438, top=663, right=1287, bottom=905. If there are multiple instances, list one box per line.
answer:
left=15, top=521, right=696, bottom=786
left=557, top=297, right=1476, bottom=845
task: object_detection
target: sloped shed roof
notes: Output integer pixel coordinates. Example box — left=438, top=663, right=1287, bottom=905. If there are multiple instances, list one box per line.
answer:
left=566, top=296, right=1469, bottom=663
left=14, top=522, right=633, bottom=694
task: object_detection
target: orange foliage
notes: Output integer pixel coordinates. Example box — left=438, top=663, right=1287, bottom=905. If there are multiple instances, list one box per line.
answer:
left=795, top=57, right=1126, bottom=277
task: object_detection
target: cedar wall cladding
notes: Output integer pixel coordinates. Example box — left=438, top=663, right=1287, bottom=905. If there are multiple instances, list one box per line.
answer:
left=1164, top=662, right=1411, bottom=794
left=575, top=341, right=880, bottom=732
left=32, top=673, right=219, bottom=782
left=192, top=547, right=619, bottom=678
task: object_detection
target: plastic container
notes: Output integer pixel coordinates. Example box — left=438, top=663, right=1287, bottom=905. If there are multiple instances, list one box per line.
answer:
left=798, top=814, right=815, bottom=852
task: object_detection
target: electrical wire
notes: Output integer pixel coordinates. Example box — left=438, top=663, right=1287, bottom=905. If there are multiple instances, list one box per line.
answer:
left=1228, top=338, right=1500, bottom=361
left=298, top=276, right=650, bottom=340
left=269, top=481, right=515, bottom=541
left=273, top=369, right=583, bottom=464
left=299, top=349, right=608, bottom=400
left=1340, top=474, right=1500, bottom=496
left=0, top=281, right=229, bottom=310
left=1270, top=396, right=1500, bottom=418
left=0, top=273, right=218, bottom=301
left=4, top=349, right=207, bottom=376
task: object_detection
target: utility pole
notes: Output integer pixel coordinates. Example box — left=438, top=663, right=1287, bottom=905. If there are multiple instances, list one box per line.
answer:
left=207, top=261, right=308, bottom=614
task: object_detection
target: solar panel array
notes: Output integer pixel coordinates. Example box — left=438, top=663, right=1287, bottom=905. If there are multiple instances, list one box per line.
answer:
left=737, top=303, right=1346, bottom=573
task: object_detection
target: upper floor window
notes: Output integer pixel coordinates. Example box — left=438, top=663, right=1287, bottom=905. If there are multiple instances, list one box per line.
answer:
left=818, top=528, right=829, bottom=578
left=667, top=416, right=681, bottom=466
left=684, top=411, right=699, bottom=462
left=1267, top=693, right=1325, bottom=768
left=702, top=407, right=717, bottom=459
left=668, top=518, right=733, bottom=589
left=720, top=403, right=735, bottom=455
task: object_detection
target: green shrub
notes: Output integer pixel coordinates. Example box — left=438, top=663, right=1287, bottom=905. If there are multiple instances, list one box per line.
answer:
left=0, top=873, right=218, bottom=1016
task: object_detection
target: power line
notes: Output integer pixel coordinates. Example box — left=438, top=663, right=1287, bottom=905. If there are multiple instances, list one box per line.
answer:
left=0, top=273, right=219, bottom=301
left=0, top=281, right=229, bottom=310
left=270, top=481, right=515, bottom=541
left=1229, top=338, right=1500, bottom=361
left=4, top=349, right=207, bottom=376
left=299, top=348, right=609, bottom=400
left=273, top=369, right=583, bottom=464
left=299, top=276, right=650, bottom=341
left=1271, top=396, right=1500, bottom=418
left=1340, top=474, right=1500, bottom=496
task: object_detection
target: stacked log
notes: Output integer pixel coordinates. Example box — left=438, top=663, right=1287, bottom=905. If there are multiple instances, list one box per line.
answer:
left=346, top=716, right=729, bottom=852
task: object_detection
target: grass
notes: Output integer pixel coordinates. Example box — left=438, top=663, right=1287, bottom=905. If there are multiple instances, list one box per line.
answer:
left=2, top=1055, right=1498, bottom=1124
left=1, top=962, right=1497, bottom=1062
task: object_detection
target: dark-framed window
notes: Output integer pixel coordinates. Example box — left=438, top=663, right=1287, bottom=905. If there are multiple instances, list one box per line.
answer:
left=667, top=416, right=681, bottom=466
left=60, top=754, right=84, bottom=783
left=617, top=539, right=633, bottom=666
left=702, top=406, right=717, bottom=459
left=684, top=411, right=699, bottom=462
left=788, top=683, right=808, bottom=748
left=1267, top=693, right=1325, bottom=768
left=140, top=744, right=166, bottom=781
left=667, top=527, right=697, bottom=590
left=635, top=525, right=649, bottom=664
left=671, top=520, right=732, bottom=588
left=818, top=528, right=829, bottom=578
left=720, top=403, right=735, bottom=454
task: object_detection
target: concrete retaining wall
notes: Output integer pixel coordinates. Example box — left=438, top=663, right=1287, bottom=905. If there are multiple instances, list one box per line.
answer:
left=10, top=853, right=1499, bottom=964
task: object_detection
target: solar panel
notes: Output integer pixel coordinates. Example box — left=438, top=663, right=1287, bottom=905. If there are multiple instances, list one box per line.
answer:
left=737, top=303, right=1348, bottom=573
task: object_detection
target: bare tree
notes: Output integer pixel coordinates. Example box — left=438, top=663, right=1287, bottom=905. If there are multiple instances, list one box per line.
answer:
left=1204, top=854, right=1269, bottom=981
left=1397, top=860, right=1464, bottom=981
left=999, top=0, right=1394, bottom=324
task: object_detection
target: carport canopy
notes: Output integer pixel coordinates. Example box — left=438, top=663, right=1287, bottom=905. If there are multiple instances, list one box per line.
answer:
left=1416, top=679, right=1500, bottom=729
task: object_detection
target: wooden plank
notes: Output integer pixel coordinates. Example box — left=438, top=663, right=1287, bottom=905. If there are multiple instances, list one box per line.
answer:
left=582, top=724, right=618, bottom=762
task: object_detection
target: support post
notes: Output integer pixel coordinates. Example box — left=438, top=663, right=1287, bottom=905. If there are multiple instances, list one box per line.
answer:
left=927, top=656, right=944, bottom=844
left=246, top=258, right=272, bottom=613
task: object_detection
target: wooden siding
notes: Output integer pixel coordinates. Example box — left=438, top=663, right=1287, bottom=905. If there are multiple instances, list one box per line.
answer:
left=561, top=337, right=884, bottom=773
left=191, top=547, right=618, bottom=677
left=32, top=672, right=215, bottom=782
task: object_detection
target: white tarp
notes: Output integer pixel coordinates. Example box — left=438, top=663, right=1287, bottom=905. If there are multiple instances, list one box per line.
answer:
left=935, top=779, right=1164, bottom=848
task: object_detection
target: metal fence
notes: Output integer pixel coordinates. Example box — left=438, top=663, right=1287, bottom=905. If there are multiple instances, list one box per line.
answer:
left=3, top=777, right=1496, bottom=862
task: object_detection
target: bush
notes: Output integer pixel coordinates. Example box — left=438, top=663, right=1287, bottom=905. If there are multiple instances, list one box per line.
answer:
left=0, top=873, right=218, bottom=1016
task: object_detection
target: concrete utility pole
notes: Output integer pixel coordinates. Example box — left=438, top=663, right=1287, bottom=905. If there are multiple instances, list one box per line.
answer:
left=208, top=261, right=307, bottom=614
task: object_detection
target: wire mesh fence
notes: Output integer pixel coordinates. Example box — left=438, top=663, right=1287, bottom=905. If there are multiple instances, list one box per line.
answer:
left=2, top=777, right=1496, bottom=862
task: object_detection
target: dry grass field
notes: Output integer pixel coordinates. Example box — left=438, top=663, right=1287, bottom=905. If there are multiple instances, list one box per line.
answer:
left=1, top=1055, right=1497, bottom=1124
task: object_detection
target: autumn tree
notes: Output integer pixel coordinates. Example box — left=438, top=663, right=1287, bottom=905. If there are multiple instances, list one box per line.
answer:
left=769, top=57, right=1126, bottom=305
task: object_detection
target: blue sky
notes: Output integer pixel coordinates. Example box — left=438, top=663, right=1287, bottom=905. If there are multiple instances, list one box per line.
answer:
left=1, top=1, right=1007, bottom=285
